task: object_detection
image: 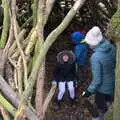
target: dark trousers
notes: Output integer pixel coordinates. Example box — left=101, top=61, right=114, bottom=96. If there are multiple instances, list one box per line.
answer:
left=95, top=92, right=114, bottom=114
left=76, top=64, right=87, bottom=83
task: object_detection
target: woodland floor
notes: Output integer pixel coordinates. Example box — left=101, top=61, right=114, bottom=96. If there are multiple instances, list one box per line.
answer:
left=45, top=34, right=94, bottom=120
left=45, top=85, right=95, bottom=120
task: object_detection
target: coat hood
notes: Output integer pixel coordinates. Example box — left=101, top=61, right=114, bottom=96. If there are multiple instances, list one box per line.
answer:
left=85, top=26, right=103, bottom=46
left=94, top=40, right=116, bottom=55
left=57, top=50, right=76, bottom=64
left=71, top=32, right=85, bottom=44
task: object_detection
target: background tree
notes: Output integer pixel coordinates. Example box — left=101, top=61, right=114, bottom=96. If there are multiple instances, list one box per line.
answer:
left=105, top=0, right=120, bottom=120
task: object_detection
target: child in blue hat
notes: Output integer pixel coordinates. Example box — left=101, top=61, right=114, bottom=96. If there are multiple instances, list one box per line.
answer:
left=71, top=31, right=88, bottom=83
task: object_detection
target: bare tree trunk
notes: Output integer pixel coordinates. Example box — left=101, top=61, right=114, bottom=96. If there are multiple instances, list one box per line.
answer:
left=113, top=41, right=120, bottom=120
left=105, top=1, right=120, bottom=119
left=35, top=63, right=45, bottom=120
left=35, top=0, right=56, bottom=119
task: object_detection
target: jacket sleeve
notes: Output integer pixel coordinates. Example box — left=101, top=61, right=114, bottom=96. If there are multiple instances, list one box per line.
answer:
left=53, top=63, right=61, bottom=82
left=87, top=56, right=102, bottom=93
left=74, top=45, right=84, bottom=58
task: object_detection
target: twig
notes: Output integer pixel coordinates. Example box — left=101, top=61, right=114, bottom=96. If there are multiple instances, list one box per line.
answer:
left=17, top=57, right=23, bottom=95
left=14, top=68, right=18, bottom=90
left=33, top=0, right=39, bottom=26
left=0, top=104, right=10, bottom=120
left=8, top=29, right=26, bottom=57
left=8, top=57, right=17, bottom=68
left=14, top=104, right=25, bottom=120
left=3, top=20, right=14, bottom=54
left=11, top=49, right=20, bottom=58
left=0, top=0, right=10, bottom=48
left=21, top=16, right=33, bottom=29
left=11, top=0, right=28, bottom=89
left=44, top=0, right=56, bottom=25
left=0, top=93, right=16, bottom=116
left=3, top=5, right=14, bottom=54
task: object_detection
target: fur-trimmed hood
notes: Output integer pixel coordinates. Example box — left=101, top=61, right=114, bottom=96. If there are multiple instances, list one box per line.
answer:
left=57, top=50, right=76, bottom=64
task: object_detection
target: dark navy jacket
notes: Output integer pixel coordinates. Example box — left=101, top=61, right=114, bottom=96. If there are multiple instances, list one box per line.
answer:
left=54, top=62, right=76, bottom=82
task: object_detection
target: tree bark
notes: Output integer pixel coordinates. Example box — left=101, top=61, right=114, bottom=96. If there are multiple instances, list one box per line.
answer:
left=105, top=1, right=120, bottom=119
left=0, top=93, right=16, bottom=116
left=113, top=41, right=120, bottom=120
left=35, top=0, right=56, bottom=119
left=32, top=0, right=39, bottom=26
left=43, top=83, right=57, bottom=118
left=0, top=104, right=10, bottom=120
left=35, top=63, right=45, bottom=120
left=0, top=0, right=10, bottom=48
left=0, top=75, right=38, bottom=120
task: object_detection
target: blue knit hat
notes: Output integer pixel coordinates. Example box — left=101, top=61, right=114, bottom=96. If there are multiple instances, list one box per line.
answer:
left=71, top=32, right=85, bottom=44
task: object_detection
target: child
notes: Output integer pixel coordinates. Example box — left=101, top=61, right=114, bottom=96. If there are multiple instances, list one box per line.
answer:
left=53, top=50, right=77, bottom=103
left=71, top=31, right=88, bottom=83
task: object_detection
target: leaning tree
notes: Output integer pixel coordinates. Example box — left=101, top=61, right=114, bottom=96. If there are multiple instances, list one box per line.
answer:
left=0, top=0, right=118, bottom=120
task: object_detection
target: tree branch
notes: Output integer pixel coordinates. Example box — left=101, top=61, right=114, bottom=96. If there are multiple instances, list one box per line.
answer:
left=11, top=0, right=28, bottom=89
left=0, top=104, right=10, bottom=120
left=33, top=0, right=39, bottom=26
left=0, top=93, right=16, bottom=116
left=0, top=0, right=10, bottom=48
left=44, top=0, right=56, bottom=25
left=43, top=83, right=57, bottom=118
left=0, top=75, right=38, bottom=120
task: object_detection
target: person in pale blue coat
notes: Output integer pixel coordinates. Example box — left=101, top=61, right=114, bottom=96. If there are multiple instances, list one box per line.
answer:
left=82, top=26, right=116, bottom=120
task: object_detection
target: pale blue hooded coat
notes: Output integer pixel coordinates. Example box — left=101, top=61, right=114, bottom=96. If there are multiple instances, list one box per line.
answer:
left=87, top=40, right=116, bottom=95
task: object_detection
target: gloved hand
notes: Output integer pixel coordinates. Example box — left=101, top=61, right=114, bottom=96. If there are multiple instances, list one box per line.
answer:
left=82, top=90, right=91, bottom=97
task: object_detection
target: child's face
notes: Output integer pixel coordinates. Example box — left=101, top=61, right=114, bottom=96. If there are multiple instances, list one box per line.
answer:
left=62, top=55, right=69, bottom=62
